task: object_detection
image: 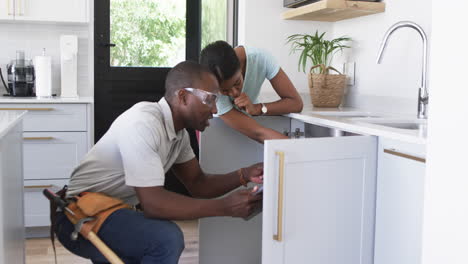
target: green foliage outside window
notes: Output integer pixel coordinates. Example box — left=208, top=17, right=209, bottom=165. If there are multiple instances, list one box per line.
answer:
left=110, top=0, right=185, bottom=67
left=110, top=0, right=228, bottom=68
left=201, top=0, right=227, bottom=49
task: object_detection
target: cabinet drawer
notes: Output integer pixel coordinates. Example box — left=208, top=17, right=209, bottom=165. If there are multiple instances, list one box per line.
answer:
left=23, top=132, right=87, bottom=180
left=0, top=104, right=87, bottom=131
left=24, top=179, right=69, bottom=227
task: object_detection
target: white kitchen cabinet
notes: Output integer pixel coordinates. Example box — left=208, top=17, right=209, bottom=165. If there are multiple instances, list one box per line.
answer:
left=23, top=179, right=68, bottom=227
left=0, top=113, right=25, bottom=264
left=0, top=102, right=92, bottom=229
left=374, top=138, right=426, bottom=264
left=0, top=0, right=88, bottom=23
left=199, top=116, right=291, bottom=264
left=23, top=132, right=87, bottom=180
left=262, top=136, right=377, bottom=264
left=200, top=117, right=378, bottom=264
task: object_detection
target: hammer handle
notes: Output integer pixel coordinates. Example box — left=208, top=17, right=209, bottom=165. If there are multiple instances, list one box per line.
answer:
left=87, top=231, right=124, bottom=264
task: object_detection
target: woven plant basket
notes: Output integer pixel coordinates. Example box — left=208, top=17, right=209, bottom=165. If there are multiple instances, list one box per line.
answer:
left=308, top=64, right=346, bottom=107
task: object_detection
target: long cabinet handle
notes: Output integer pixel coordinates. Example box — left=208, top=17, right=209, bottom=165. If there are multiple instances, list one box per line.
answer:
left=273, top=151, right=285, bottom=242
left=23, top=137, right=54, bottom=140
left=384, top=149, right=426, bottom=163
left=0, top=107, right=54, bottom=111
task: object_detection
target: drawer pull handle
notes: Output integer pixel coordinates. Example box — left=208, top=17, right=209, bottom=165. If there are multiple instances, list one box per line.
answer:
left=273, top=151, right=285, bottom=242
left=24, top=185, right=54, bottom=189
left=23, top=137, right=54, bottom=140
left=0, top=108, right=54, bottom=111
left=384, top=149, right=426, bottom=163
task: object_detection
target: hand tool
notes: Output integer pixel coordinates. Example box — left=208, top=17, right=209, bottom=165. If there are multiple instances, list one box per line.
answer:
left=42, top=188, right=76, bottom=216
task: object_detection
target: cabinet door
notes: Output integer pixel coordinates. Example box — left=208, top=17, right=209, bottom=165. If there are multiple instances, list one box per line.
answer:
left=14, top=0, right=88, bottom=23
left=262, top=136, right=377, bottom=264
left=23, top=131, right=87, bottom=180
left=23, top=179, right=68, bottom=227
left=374, top=138, right=426, bottom=264
left=0, top=103, right=88, bottom=132
left=199, top=116, right=291, bottom=264
left=0, top=121, right=24, bottom=263
left=0, top=0, right=15, bottom=20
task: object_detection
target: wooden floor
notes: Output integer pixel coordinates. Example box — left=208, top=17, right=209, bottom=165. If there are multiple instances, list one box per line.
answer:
left=25, top=220, right=199, bottom=264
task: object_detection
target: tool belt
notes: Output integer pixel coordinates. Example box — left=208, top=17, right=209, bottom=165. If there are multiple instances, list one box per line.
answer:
left=50, top=187, right=131, bottom=238
left=64, top=192, right=132, bottom=237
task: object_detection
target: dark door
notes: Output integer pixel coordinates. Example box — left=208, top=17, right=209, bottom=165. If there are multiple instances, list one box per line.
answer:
left=95, top=0, right=201, bottom=195
left=94, top=0, right=201, bottom=141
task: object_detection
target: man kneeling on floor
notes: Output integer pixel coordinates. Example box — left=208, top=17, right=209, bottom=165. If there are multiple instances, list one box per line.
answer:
left=54, top=61, right=263, bottom=264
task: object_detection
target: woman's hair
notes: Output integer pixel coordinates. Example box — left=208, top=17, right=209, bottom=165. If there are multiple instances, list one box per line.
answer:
left=200, top=40, right=240, bottom=83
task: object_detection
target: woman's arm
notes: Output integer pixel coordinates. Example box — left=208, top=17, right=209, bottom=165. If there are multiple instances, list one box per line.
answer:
left=220, top=108, right=288, bottom=143
left=260, top=68, right=303, bottom=115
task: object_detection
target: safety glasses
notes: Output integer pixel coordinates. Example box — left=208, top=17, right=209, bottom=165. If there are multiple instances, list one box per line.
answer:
left=178, top=88, right=218, bottom=108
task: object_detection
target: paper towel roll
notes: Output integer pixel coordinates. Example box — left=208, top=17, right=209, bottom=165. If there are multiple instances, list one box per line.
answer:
left=34, top=55, right=52, bottom=98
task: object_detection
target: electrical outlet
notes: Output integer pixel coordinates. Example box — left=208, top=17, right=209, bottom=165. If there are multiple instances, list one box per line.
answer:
left=343, top=62, right=355, bottom=86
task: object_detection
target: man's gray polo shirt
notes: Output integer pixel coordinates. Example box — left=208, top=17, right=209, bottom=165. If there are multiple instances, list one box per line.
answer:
left=66, top=98, right=195, bottom=205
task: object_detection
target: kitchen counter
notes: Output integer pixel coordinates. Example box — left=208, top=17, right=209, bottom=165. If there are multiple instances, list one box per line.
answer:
left=0, top=96, right=93, bottom=104
left=0, top=110, right=25, bottom=264
left=262, top=92, right=427, bottom=145
left=286, top=108, right=427, bottom=145
left=0, top=110, right=26, bottom=138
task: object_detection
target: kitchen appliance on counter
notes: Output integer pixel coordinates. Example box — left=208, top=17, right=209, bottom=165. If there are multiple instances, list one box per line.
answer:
left=60, top=35, right=78, bottom=98
left=0, top=50, right=35, bottom=97
left=34, top=49, right=52, bottom=98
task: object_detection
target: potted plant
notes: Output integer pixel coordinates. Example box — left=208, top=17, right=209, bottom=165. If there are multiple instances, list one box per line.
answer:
left=286, top=31, right=351, bottom=107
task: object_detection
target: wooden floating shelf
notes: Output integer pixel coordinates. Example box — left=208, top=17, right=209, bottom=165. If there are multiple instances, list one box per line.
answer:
left=281, top=0, right=386, bottom=22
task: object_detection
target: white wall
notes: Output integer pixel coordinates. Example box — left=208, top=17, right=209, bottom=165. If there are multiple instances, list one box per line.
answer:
left=422, top=1, right=468, bottom=263
left=333, top=0, right=431, bottom=114
left=0, top=23, right=91, bottom=97
left=241, top=0, right=432, bottom=115
left=239, top=0, right=331, bottom=100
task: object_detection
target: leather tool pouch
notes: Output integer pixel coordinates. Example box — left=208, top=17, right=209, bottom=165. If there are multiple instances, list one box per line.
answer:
left=65, top=192, right=131, bottom=235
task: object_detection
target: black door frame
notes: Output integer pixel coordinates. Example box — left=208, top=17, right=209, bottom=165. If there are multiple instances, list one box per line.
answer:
left=94, top=0, right=201, bottom=142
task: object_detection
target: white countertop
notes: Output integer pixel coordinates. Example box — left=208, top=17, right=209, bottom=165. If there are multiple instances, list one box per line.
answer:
left=0, top=111, right=26, bottom=138
left=0, top=96, right=93, bottom=104
left=285, top=101, right=427, bottom=145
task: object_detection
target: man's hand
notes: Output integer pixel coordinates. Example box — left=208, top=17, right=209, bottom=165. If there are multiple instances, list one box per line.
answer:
left=233, top=93, right=259, bottom=115
left=222, top=187, right=263, bottom=218
left=243, top=162, right=264, bottom=184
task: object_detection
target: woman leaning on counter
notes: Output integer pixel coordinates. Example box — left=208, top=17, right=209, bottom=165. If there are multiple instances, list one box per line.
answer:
left=200, top=40, right=303, bottom=144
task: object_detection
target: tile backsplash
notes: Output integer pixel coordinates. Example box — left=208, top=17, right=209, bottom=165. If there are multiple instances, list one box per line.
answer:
left=0, top=23, right=90, bottom=96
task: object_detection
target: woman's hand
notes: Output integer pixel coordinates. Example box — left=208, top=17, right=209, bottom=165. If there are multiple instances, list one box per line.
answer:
left=243, top=162, right=264, bottom=184
left=234, top=93, right=260, bottom=115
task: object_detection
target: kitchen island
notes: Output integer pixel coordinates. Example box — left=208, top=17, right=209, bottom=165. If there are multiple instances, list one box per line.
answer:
left=0, top=110, right=26, bottom=264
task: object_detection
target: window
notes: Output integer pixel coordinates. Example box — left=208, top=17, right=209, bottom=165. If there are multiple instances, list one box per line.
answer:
left=110, top=0, right=186, bottom=67
left=201, top=0, right=228, bottom=48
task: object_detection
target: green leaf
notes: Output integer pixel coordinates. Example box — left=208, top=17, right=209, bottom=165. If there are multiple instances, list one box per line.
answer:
left=285, top=31, right=351, bottom=73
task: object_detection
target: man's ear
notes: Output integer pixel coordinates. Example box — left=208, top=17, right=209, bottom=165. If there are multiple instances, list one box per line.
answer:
left=177, top=89, right=189, bottom=106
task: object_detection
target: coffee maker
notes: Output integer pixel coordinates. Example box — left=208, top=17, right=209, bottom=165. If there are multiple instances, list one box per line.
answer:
left=0, top=50, right=35, bottom=97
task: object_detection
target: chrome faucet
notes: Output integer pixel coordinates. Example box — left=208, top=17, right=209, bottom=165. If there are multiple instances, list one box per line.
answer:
left=376, top=21, right=429, bottom=119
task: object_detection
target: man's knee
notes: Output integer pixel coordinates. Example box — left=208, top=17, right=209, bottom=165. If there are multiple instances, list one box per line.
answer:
left=147, top=220, right=185, bottom=256
left=163, top=222, right=185, bottom=254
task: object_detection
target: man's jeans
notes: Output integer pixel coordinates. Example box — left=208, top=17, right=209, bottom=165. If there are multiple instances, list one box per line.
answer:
left=55, top=208, right=185, bottom=264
